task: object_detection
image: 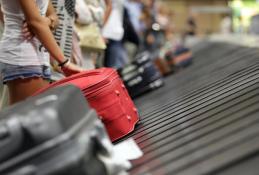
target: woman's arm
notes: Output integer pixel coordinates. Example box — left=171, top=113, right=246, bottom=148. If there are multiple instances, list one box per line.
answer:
left=19, top=0, right=65, bottom=63
left=23, top=1, right=58, bottom=39
left=103, top=0, right=112, bottom=25
left=19, top=0, right=83, bottom=76
left=22, top=1, right=58, bottom=41
left=46, top=0, right=59, bottom=30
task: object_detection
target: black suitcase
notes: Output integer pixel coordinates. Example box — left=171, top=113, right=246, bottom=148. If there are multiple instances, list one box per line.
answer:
left=165, top=47, right=193, bottom=70
left=118, top=51, right=164, bottom=97
left=0, top=85, right=128, bottom=175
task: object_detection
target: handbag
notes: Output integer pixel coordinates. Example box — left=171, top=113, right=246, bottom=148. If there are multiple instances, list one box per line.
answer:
left=75, top=23, right=107, bottom=52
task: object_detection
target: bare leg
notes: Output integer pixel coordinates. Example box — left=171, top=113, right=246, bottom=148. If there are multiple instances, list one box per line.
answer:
left=6, top=77, right=49, bottom=105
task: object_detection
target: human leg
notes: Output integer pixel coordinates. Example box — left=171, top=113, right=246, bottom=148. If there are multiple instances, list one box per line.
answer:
left=104, top=40, right=129, bottom=69
left=7, top=77, right=49, bottom=105
left=1, top=64, right=51, bottom=105
left=117, top=41, right=129, bottom=67
left=104, top=40, right=120, bottom=68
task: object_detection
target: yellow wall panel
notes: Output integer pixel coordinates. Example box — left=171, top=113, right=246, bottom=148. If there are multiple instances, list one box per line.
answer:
left=160, top=0, right=229, bottom=35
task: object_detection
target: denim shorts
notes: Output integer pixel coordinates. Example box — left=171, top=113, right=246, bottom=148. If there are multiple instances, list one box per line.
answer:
left=0, top=63, right=51, bottom=84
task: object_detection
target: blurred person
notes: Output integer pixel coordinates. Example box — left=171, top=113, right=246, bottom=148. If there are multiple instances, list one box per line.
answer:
left=124, top=0, right=142, bottom=34
left=156, top=4, right=170, bottom=30
left=0, top=9, right=6, bottom=109
left=0, top=9, right=2, bottom=39
left=0, top=0, right=84, bottom=105
left=140, top=6, right=155, bottom=50
left=103, top=0, right=113, bottom=25
left=141, top=0, right=155, bottom=11
left=124, top=0, right=142, bottom=58
left=75, top=0, right=112, bottom=69
left=250, top=14, right=259, bottom=35
left=140, top=2, right=164, bottom=54
left=122, top=5, right=141, bottom=59
left=185, top=15, right=197, bottom=36
left=0, top=9, right=2, bottom=23
left=156, top=4, right=173, bottom=47
left=71, top=30, right=84, bottom=68
left=220, top=14, right=232, bottom=34
left=164, top=24, right=179, bottom=48
left=76, top=0, right=112, bottom=26
left=235, top=16, right=245, bottom=34
left=141, top=0, right=157, bottom=22
left=103, top=0, right=129, bottom=69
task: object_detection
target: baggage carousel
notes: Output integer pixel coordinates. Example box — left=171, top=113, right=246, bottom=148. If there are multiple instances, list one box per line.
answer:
left=125, top=41, right=259, bottom=175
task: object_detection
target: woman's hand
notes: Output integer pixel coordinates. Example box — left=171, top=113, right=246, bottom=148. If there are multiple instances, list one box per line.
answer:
left=22, top=21, right=35, bottom=40
left=22, top=15, right=57, bottom=40
left=61, top=62, right=85, bottom=77
left=19, top=0, right=68, bottom=65
left=46, top=15, right=59, bottom=31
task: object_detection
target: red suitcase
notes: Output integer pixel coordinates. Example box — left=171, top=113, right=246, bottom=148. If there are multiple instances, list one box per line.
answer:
left=35, top=68, right=139, bottom=141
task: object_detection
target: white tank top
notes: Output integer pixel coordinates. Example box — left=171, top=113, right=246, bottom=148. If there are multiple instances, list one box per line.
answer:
left=0, top=0, right=50, bottom=66
left=102, top=0, right=125, bottom=41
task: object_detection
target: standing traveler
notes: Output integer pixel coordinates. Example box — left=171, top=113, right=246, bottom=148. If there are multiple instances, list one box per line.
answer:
left=103, top=0, right=129, bottom=69
left=75, top=0, right=112, bottom=69
left=0, top=0, right=83, bottom=105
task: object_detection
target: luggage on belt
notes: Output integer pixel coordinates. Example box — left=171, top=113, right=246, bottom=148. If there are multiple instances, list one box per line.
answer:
left=0, top=85, right=130, bottom=175
left=118, top=51, right=164, bottom=98
left=34, top=68, right=139, bottom=141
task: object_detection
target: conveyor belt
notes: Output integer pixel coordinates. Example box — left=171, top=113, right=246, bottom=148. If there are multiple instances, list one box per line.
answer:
left=129, top=41, right=259, bottom=175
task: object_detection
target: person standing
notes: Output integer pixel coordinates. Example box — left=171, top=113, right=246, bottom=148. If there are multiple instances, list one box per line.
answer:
left=124, top=0, right=142, bottom=35
left=75, top=0, right=112, bottom=69
left=0, top=0, right=83, bottom=105
left=0, top=9, right=3, bottom=39
left=186, top=16, right=197, bottom=36
left=103, top=0, right=129, bottom=69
